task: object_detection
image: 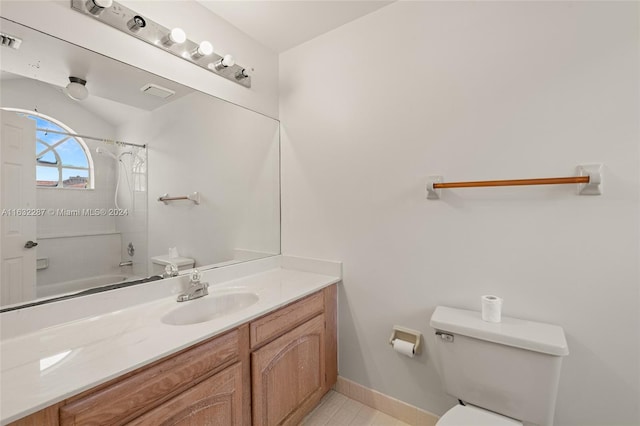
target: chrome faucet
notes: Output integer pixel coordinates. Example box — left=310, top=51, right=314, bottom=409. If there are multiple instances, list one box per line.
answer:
left=177, top=269, right=209, bottom=302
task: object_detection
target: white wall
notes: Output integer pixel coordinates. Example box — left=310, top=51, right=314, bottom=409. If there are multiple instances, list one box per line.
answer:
left=145, top=91, right=280, bottom=269
left=0, top=0, right=279, bottom=118
left=280, top=2, right=639, bottom=425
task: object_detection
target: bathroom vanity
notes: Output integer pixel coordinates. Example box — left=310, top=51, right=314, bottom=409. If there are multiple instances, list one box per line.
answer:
left=1, top=257, right=340, bottom=426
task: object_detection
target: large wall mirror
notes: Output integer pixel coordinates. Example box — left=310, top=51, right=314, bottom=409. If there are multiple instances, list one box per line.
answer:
left=0, top=18, right=280, bottom=309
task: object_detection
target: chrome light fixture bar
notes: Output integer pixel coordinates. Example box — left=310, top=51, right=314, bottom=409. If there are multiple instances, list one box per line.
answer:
left=70, top=0, right=251, bottom=88
left=0, top=31, right=22, bottom=49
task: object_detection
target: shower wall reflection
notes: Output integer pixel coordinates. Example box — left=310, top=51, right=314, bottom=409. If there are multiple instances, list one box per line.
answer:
left=1, top=72, right=148, bottom=300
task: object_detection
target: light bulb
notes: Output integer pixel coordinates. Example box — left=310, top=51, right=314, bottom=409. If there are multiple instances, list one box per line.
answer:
left=221, top=54, right=235, bottom=67
left=170, top=28, right=186, bottom=44
left=162, top=28, right=186, bottom=47
left=191, top=41, right=213, bottom=60
left=211, top=54, right=235, bottom=71
left=86, top=0, right=112, bottom=15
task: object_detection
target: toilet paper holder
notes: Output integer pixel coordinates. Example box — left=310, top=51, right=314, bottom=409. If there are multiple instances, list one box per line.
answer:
left=389, top=326, right=422, bottom=355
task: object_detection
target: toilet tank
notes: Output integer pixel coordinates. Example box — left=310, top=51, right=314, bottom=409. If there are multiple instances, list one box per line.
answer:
left=150, top=255, right=195, bottom=275
left=430, top=306, right=569, bottom=426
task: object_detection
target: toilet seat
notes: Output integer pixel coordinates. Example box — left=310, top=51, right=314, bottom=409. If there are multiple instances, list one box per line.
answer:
left=437, top=404, right=523, bottom=426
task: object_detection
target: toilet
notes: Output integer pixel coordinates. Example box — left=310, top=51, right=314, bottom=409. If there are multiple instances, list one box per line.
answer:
left=430, top=306, right=569, bottom=426
left=150, top=254, right=195, bottom=275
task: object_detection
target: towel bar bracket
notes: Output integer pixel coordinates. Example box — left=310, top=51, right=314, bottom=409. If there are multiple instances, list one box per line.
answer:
left=577, top=164, right=603, bottom=195
left=426, top=176, right=443, bottom=200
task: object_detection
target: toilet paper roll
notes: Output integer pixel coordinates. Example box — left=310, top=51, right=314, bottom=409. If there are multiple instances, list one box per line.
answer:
left=392, top=339, right=415, bottom=358
left=481, top=295, right=503, bottom=323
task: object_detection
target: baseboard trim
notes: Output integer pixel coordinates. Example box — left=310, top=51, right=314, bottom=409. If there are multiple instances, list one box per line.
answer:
left=334, top=376, right=439, bottom=426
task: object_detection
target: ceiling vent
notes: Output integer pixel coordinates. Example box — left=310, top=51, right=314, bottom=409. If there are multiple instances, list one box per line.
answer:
left=140, top=83, right=175, bottom=99
left=0, top=32, right=22, bottom=50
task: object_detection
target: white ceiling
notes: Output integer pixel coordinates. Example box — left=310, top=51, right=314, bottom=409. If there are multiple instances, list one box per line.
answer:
left=196, top=1, right=395, bottom=53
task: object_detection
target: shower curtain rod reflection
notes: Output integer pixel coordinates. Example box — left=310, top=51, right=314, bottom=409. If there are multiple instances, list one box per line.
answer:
left=35, top=128, right=146, bottom=148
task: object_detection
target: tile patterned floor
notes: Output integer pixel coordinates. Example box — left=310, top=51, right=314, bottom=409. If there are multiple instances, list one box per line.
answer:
left=301, top=390, right=411, bottom=426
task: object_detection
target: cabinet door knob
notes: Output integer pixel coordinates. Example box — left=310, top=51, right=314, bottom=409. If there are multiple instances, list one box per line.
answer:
left=24, top=240, right=38, bottom=249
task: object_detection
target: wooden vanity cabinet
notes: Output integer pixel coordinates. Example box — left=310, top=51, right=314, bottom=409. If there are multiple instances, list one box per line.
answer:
left=250, top=285, right=337, bottom=426
left=251, top=314, right=326, bottom=426
left=127, top=362, right=244, bottom=426
left=8, top=284, right=337, bottom=426
left=7, top=405, right=61, bottom=426
left=52, top=326, right=249, bottom=426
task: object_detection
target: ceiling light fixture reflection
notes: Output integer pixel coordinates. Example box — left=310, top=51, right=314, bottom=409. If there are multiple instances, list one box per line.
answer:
left=210, top=54, right=235, bottom=71
left=190, top=41, right=213, bottom=60
left=64, top=77, right=89, bottom=101
left=85, top=0, right=112, bottom=16
left=162, top=28, right=186, bottom=47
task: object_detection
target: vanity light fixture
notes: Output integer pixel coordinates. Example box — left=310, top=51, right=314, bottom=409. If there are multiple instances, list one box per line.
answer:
left=0, top=32, right=22, bottom=50
left=235, top=69, right=249, bottom=80
left=161, top=27, right=186, bottom=47
left=64, top=77, right=89, bottom=101
left=211, top=54, right=235, bottom=71
left=190, top=41, right=213, bottom=60
left=127, top=15, right=146, bottom=33
left=70, top=0, right=251, bottom=87
left=85, top=0, right=112, bottom=16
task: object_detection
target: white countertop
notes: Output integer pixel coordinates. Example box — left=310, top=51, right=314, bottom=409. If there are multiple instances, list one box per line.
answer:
left=0, top=257, right=341, bottom=424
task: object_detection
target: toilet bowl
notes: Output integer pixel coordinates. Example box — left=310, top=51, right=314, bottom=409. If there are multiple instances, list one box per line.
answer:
left=437, top=404, right=522, bottom=426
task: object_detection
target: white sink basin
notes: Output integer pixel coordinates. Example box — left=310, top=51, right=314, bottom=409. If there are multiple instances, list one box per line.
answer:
left=161, top=291, right=259, bottom=326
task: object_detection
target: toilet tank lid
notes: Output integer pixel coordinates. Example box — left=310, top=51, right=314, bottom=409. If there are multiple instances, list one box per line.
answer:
left=150, top=255, right=194, bottom=267
left=430, top=306, right=569, bottom=356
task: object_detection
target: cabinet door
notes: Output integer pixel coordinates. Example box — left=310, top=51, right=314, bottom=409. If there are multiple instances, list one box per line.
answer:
left=252, top=314, right=325, bottom=426
left=127, top=362, right=244, bottom=426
